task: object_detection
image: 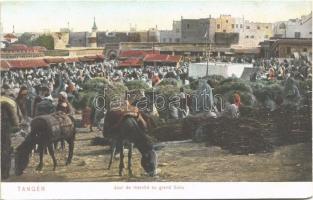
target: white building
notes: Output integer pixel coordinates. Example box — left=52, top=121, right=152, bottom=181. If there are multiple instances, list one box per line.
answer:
left=148, top=27, right=160, bottom=42
left=159, top=30, right=180, bottom=43
left=88, top=17, right=98, bottom=47
left=159, top=20, right=181, bottom=43
left=273, top=12, right=312, bottom=38
left=232, top=18, right=272, bottom=48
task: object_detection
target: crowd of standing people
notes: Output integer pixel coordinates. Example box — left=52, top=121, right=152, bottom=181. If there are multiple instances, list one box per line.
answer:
left=1, top=59, right=190, bottom=128
left=1, top=54, right=311, bottom=129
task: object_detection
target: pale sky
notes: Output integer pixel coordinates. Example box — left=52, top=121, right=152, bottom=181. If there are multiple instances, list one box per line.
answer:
left=0, top=0, right=312, bottom=33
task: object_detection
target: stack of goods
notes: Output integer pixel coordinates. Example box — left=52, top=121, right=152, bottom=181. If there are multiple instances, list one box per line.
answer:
left=182, top=114, right=213, bottom=139
left=148, top=119, right=189, bottom=142
left=146, top=85, right=180, bottom=119
left=251, top=81, right=284, bottom=108
left=80, top=77, right=128, bottom=109
left=158, top=78, right=181, bottom=87
left=204, top=117, right=274, bottom=155
left=214, top=78, right=257, bottom=106
left=125, top=80, right=150, bottom=91
left=272, top=104, right=312, bottom=145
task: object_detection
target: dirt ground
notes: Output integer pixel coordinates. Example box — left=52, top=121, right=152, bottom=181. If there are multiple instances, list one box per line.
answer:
left=6, top=128, right=312, bottom=182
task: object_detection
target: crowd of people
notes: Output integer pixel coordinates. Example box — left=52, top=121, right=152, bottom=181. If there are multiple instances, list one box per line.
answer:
left=0, top=59, right=190, bottom=127
left=250, top=57, right=312, bottom=81
left=1, top=54, right=311, bottom=130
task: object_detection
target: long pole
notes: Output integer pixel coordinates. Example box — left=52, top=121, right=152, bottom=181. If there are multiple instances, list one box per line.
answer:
left=206, top=23, right=209, bottom=77
left=152, top=42, right=154, bottom=54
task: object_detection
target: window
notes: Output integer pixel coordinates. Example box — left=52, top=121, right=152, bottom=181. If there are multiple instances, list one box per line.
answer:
left=250, top=35, right=254, bottom=38
left=245, top=35, right=249, bottom=38
left=163, top=38, right=166, bottom=43
left=266, top=26, right=269, bottom=29
left=257, top=26, right=260, bottom=30
left=246, top=26, right=250, bottom=29
left=310, top=32, right=312, bottom=35
left=223, top=30, right=226, bottom=33
left=217, top=24, right=220, bottom=29
left=303, top=48, right=307, bottom=52
left=295, top=32, right=301, bottom=38
left=175, top=38, right=180, bottom=42
left=236, top=24, right=238, bottom=28
left=226, top=20, right=228, bottom=23
left=240, top=24, right=243, bottom=28
left=265, top=35, right=269, bottom=39
left=187, top=24, right=190, bottom=29
left=169, top=38, right=172, bottom=43
left=232, top=24, right=235, bottom=28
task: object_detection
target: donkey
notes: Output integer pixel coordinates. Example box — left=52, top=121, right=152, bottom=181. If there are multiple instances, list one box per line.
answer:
left=1, top=96, right=23, bottom=179
left=15, top=112, right=76, bottom=176
left=103, top=110, right=157, bottom=177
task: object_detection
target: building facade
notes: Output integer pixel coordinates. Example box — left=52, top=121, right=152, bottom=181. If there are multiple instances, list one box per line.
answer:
left=159, top=30, right=180, bottom=43
left=273, top=12, right=312, bottom=39
left=271, top=39, right=312, bottom=58
left=234, top=21, right=273, bottom=48
left=97, top=32, right=129, bottom=46
left=159, top=21, right=181, bottom=43
left=52, top=32, right=69, bottom=49
left=68, top=32, right=88, bottom=47
left=215, top=15, right=235, bottom=33
left=180, top=18, right=215, bottom=43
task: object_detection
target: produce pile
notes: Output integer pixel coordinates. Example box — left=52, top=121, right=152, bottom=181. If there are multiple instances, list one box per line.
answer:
left=85, top=76, right=311, bottom=155
left=203, top=117, right=274, bottom=155
left=148, top=119, right=190, bottom=142
left=77, top=77, right=128, bottom=109
left=214, top=78, right=257, bottom=106
left=271, top=104, right=312, bottom=145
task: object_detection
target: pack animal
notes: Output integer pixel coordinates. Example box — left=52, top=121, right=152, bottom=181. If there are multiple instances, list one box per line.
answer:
left=15, top=112, right=76, bottom=176
left=1, top=96, right=22, bottom=179
left=103, top=108, right=157, bottom=177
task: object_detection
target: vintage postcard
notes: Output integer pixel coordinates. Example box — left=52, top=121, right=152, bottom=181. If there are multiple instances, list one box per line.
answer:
left=0, top=0, right=312, bottom=199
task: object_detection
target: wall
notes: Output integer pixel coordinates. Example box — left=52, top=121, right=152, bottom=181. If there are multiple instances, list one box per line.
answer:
left=181, top=18, right=211, bottom=43
left=147, top=28, right=160, bottom=42
left=67, top=48, right=104, bottom=56
left=52, top=32, right=69, bottom=49
left=1, top=52, right=45, bottom=59
left=276, top=43, right=312, bottom=58
left=69, top=32, right=88, bottom=47
left=159, top=30, right=180, bottom=43
left=286, top=15, right=312, bottom=38
left=241, top=21, right=272, bottom=48
left=97, top=31, right=128, bottom=46
left=273, top=13, right=312, bottom=39
left=215, top=32, right=239, bottom=45
left=215, top=15, right=235, bottom=33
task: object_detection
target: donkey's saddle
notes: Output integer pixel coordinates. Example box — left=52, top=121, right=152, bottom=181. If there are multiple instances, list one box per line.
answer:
left=104, top=103, right=148, bottom=136
left=33, top=111, right=74, bottom=139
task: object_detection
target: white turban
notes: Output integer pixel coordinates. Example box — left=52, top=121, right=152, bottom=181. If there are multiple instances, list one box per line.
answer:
left=59, top=91, right=68, bottom=99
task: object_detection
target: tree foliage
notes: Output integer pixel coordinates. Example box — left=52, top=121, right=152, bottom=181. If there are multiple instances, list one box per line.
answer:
left=15, top=33, right=54, bottom=50
left=32, top=35, right=54, bottom=50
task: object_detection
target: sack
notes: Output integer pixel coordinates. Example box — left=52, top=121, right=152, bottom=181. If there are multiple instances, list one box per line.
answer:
left=0, top=96, right=21, bottom=126
left=36, top=99, right=55, bottom=116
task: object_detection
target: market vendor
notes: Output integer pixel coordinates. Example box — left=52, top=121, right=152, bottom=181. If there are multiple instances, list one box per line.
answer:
left=222, top=92, right=241, bottom=119
left=56, top=91, right=73, bottom=114
left=15, top=86, right=29, bottom=118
